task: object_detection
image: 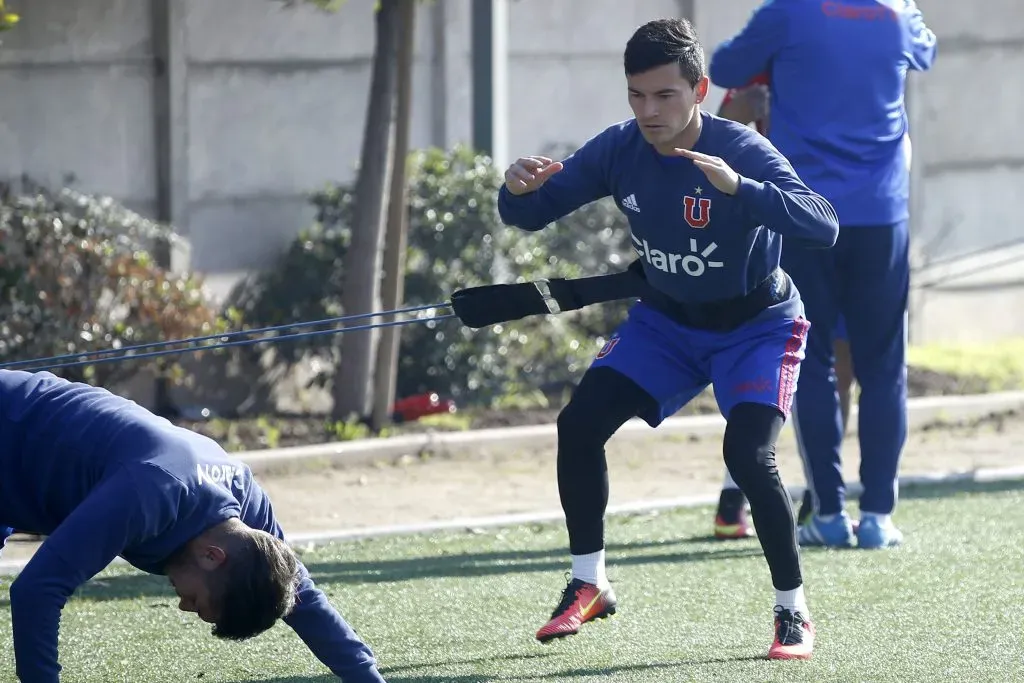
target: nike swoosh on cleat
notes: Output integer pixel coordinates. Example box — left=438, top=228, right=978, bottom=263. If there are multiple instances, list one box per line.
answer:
left=580, top=592, right=604, bottom=617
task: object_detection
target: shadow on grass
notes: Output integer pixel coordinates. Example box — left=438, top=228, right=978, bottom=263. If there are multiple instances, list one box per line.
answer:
left=380, top=652, right=769, bottom=682
left=7, top=477, right=1017, bottom=606
left=212, top=644, right=773, bottom=682
left=377, top=652, right=561, bottom=682
left=507, top=655, right=769, bottom=680
left=54, top=538, right=765, bottom=603
left=296, top=539, right=765, bottom=587
left=382, top=651, right=558, bottom=675
left=370, top=678, right=488, bottom=683
left=220, top=653, right=555, bottom=682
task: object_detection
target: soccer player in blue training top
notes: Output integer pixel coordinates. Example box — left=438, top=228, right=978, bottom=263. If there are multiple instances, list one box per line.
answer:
left=497, top=18, right=838, bottom=660
left=0, top=369, right=385, bottom=683
left=710, top=0, right=936, bottom=550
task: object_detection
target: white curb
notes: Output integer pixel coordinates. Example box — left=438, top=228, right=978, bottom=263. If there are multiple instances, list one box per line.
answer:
left=238, top=391, right=1024, bottom=475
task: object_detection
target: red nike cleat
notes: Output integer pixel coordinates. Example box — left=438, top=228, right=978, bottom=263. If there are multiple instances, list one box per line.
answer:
left=535, top=575, right=617, bottom=643
left=768, top=606, right=815, bottom=660
left=714, top=489, right=755, bottom=539
left=714, top=514, right=755, bottom=539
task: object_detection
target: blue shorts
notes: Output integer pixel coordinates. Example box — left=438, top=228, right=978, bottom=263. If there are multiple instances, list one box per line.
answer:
left=591, top=303, right=810, bottom=427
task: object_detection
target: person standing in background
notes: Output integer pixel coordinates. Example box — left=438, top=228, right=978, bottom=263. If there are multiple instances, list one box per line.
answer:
left=712, top=73, right=857, bottom=539
left=709, top=0, right=936, bottom=549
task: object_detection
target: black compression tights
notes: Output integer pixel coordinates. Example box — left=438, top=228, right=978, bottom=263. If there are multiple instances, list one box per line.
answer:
left=556, top=367, right=655, bottom=556
left=722, top=402, right=803, bottom=590
left=557, top=367, right=802, bottom=591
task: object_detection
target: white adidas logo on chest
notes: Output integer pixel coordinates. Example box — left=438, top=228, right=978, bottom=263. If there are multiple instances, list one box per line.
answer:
left=621, top=194, right=640, bottom=213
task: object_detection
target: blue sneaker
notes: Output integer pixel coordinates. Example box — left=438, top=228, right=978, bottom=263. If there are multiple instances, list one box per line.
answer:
left=798, top=512, right=856, bottom=548
left=856, top=516, right=903, bottom=549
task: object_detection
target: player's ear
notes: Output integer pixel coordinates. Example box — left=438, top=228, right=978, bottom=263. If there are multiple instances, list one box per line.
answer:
left=197, top=544, right=228, bottom=571
left=695, top=76, right=710, bottom=103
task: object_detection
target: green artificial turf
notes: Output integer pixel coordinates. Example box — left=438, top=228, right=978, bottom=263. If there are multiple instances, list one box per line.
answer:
left=0, top=478, right=1021, bottom=682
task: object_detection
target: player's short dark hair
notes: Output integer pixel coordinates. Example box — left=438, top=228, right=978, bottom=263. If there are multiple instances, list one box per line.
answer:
left=211, top=531, right=300, bottom=640
left=624, top=18, right=706, bottom=87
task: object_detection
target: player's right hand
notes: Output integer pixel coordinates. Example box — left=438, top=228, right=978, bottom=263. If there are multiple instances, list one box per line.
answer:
left=504, top=156, right=564, bottom=195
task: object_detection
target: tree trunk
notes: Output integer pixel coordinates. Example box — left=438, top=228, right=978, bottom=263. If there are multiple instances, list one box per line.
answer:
left=333, top=0, right=401, bottom=421
left=370, top=0, right=416, bottom=433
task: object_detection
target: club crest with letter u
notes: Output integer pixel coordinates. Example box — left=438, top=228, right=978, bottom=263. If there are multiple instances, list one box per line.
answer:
left=596, top=336, right=620, bottom=360
left=683, top=195, right=711, bottom=229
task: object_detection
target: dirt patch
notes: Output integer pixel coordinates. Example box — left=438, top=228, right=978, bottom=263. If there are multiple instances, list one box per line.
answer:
left=906, top=367, right=992, bottom=397
left=171, top=366, right=997, bottom=452
left=254, top=409, right=1024, bottom=536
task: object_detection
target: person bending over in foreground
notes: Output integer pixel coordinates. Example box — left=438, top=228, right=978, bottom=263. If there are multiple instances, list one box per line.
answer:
left=0, top=369, right=385, bottom=683
left=497, top=18, right=838, bottom=660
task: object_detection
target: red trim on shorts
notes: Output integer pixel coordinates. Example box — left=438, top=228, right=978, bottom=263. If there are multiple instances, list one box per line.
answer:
left=777, top=317, right=810, bottom=415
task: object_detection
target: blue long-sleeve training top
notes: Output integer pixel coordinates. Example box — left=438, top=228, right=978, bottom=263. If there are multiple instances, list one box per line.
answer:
left=709, top=0, right=937, bottom=227
left=498, top=111, right=838, bottom=319
left=0, top=369, right=384, bottom=683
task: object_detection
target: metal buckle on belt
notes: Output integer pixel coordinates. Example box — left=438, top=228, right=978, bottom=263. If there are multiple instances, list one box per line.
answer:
left=532, top=279, right=562, bottom=314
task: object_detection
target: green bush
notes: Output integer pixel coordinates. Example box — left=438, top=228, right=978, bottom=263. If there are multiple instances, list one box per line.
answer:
left=0, top=180, right=226, bottom=387
left=0, top=0, right=18, bottom=33
left=228, top=145, right=635, bottom=407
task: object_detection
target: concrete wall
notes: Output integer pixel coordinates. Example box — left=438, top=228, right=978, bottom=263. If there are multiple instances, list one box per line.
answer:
left=906, top=0, right=1024, bottom=342
left=1, top=0, right=1022, bottom=348
left=184, top=1, right=439, bottom=278
left=912, top=0, right=1024, bottom=262
left=0, top=0, right=158, bottom=217
left=912, top=244, right=1024, bottom=344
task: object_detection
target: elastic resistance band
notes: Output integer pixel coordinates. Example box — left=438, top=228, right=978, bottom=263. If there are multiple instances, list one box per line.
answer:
left=0, top=302, right=452, bottom=371
left=10, top=314, right=457, bottom=373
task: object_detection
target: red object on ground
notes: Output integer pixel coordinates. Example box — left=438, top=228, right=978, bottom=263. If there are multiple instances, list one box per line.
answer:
left=391, top=392, right=456, bottom=422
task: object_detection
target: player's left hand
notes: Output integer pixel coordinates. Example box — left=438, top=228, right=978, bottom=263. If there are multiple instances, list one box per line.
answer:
left=673, top=148, right=740, bottom=195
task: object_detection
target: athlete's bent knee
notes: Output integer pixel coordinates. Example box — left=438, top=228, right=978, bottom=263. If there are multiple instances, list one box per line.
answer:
left=722, top=402, right=785, bottom=484
left=557, top=367, right=655, bottom=451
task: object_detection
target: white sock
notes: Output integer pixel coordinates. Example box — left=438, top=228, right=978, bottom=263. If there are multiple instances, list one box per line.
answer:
left=571, top=550, right=609, bottom=589
left=861, top=512, right=892, bottom=526
left=775, top=585, right=809, bottom=617
left=722, top=468, right=740, bottom=490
